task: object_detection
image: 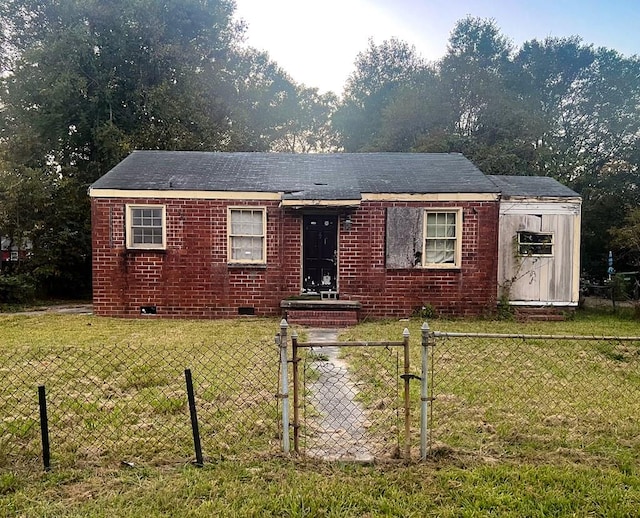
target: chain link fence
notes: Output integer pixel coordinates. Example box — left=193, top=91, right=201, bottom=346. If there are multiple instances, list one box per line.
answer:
left=1, top=331, right=280, bottom=471
left=4, top=318, right=640, bottom=471
left=425, top=330, right=640, bottom=462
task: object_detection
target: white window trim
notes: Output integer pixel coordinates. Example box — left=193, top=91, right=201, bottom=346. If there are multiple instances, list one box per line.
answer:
left=422, top=208, right=462, bottom=269
left=517, top=231, right=554, bottom=257
left=125, top=204, right=167, bottom=250
left=227, top=206, right=267, bottom=265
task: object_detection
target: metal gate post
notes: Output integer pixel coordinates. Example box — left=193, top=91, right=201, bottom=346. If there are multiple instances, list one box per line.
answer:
left=291, top=330, right=300, bottom=454
left=420, top=321, right=431, bottom=460
left=403, top=327, right=411, bottom=459
left=278, top=319, right=290, bottom=453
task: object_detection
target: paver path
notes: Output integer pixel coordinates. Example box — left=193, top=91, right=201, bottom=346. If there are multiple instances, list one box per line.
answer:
left=304, top=328, right=373, bottom=462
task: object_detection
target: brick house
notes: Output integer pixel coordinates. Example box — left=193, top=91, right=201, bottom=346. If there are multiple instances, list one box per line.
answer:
left=89, top=151, right=579, bottom=325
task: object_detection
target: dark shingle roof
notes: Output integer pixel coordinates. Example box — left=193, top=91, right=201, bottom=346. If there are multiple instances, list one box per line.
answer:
left=487, top=175, right=579, bottom=198
left=90, top=151, right=499, bottom=199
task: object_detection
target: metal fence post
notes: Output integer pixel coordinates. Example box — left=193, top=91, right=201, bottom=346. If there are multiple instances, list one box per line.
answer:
left=291, top=329, right=300, bottom=454
left=184, top=369, right=204, bottom=467
left=420, top=321, right=431, bottom=460
left=38, top=385, right=51, bottom=471
left=403, top=327, right=411, bottom=459
left=278, top=319, right=290, bottom=453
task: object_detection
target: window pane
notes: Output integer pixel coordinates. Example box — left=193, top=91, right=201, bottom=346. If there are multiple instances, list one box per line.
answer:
left=133, top=228, right=144, bottom=243
left=229, top=209, right=265, bottom=262
left=130, top=207, right=164, bottom=247
left=231, top=236, right=264, bottom=260
left=425, top=239, right=455, bottom=263
left=426, top=218, right=437, bottom=237
left=446, top=213, right=456, bottom=237
left=518, top=232, right=553, bottom=256
left=250, top=212, right=263, bottom=235
left=425, top=211, right=458, bottom=264
left=230, top=211, right=241, bottom=234
left=231, top=210, right=263, bottom=236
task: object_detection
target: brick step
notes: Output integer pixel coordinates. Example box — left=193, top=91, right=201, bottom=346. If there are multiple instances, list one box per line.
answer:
left=285, top=309, right=359, bottom=327
left=514, top=307, right=572, bottom=322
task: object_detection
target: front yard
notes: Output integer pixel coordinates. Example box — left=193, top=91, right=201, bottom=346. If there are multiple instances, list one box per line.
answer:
left=1, top=309, right=640, bottom=517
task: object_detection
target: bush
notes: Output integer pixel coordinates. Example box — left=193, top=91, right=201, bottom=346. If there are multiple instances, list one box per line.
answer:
left=0, top=274, right=37, bottom=304
left=414, top=303, right=437, bottom=319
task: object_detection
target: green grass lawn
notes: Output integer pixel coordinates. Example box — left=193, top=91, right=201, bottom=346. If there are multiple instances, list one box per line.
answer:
left=3, top=457, right=640, bottom=517
left=2, top=309, right=640, bottom=517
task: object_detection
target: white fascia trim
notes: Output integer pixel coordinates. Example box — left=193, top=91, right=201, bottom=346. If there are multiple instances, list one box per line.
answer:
left=90, top=189, right=500, bottom=204
left=89, top=188, right=282, bottom=200
left=362, top=193, right=499, bottom=202
left=280, top=199, right=361, bottom=207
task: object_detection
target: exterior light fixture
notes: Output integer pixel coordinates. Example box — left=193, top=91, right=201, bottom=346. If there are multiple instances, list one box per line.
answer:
left=343, top=214, right=352, bottom=231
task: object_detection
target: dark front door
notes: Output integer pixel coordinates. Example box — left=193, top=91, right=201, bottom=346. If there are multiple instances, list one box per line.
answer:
left=303, top=215, right=337, bottom=293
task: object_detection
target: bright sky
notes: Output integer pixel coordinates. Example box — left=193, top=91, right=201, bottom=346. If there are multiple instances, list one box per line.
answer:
left=233, top=0, right=640, bottom=95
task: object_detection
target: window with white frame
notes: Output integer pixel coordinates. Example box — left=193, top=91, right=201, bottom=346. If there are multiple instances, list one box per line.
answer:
left=423, top=210, right=462, bottom=267
left=126, top=205, right=166, bottom=250
left=228, top=207, right=266, bottom=263
left=517, top=231, right=553, bottom=256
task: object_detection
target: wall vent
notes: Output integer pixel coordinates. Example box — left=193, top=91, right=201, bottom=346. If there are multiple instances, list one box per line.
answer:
left=238, top=306, right=255, bottom=316
left=140, top=305, right=157, bottom=315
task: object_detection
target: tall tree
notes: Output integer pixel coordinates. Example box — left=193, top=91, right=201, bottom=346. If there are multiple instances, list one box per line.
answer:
left=332, top=17, right=639, bottom=278
left=269, top=86, right=339, bottom=153
left=0, top=0, right=242, bottom=296
left=1, top=0, right=241, bottom=174
left=375, top=68, right=446, bottom=152
left=439, top=17, right=514, bottom=137
left=224, top=48, right=338, bottom=152
left=431, top=17, right=545, bottom=174
left=334, top=38, right=425, bottom=151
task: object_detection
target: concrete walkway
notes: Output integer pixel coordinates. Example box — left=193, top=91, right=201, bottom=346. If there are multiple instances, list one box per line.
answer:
left=303, top=328, right=374, bottom=462
left=1, top=303, right=93, bottom=316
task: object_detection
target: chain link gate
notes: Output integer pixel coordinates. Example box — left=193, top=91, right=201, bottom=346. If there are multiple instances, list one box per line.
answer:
left=277, top=320, right=418, bottom=461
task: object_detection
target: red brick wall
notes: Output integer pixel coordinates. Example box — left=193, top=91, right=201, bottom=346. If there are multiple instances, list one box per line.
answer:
left=91, top=197, right=499, bottom=319
left=336, top=201, right=499, bottom=318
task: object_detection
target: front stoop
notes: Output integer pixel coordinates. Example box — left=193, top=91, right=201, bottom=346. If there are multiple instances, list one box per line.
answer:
left=280, top=299, right=361, bottom=327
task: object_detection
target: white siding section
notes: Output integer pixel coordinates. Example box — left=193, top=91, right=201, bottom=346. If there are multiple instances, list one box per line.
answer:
left=497, top=200, right=581, bottom=306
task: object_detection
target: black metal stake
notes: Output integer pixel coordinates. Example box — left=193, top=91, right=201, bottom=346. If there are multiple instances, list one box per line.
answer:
left=184, top=369, right=204, bottom=467
left=38, top=385, right=51, bottom=471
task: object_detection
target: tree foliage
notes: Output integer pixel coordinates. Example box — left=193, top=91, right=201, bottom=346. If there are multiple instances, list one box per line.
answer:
left=610, top=208, right=640, bottom=268
left=1, top=5, right=638, bottom=296
left=1, top=0, right=241, bottom=170
left=0, top=0, right=342, bottom=297
left=334, top=38, right=426, bottom=151
left=334, top=16, right=640, bottom=277
left=226, top=48, right=339, bottom=152
left=0, top=0, right=240, bottom=297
